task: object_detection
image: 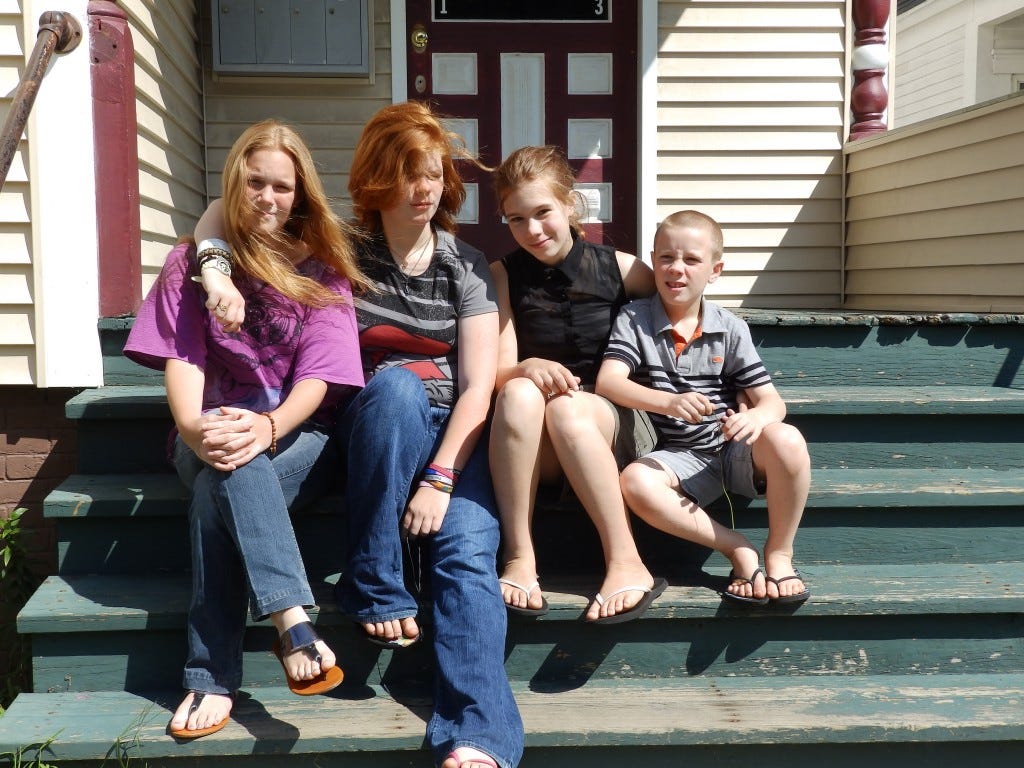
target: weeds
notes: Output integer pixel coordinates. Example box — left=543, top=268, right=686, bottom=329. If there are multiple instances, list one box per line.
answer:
left=0, top=734, right=59, bottom=767
left=0, top=508, right=38, bottom=713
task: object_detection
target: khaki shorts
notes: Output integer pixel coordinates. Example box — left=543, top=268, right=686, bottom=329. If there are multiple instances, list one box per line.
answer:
left=597, top=394, right=658, bottom=470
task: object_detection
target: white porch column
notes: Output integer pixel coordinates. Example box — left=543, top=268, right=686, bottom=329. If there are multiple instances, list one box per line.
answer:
left=26, top=0, right=102, bottom=386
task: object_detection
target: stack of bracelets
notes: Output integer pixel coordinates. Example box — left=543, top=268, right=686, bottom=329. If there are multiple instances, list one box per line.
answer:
left=191, top=238, right=233, bottom=282
left=419, top=463, right=461, bottom=494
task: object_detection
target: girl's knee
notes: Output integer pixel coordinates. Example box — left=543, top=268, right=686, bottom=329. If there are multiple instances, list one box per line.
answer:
left=492, top=379, right=546, bottom=431
left=367, top=366, right=426, bottom=403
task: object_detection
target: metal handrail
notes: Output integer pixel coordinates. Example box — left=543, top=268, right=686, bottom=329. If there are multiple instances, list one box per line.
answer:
left=0, top=11, right=82, bottom=189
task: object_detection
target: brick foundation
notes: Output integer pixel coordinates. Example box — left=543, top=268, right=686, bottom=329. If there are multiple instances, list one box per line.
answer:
left=1, top=386, right=81, bottom=579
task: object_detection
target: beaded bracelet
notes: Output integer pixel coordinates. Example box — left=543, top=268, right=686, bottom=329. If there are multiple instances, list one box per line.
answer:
left=197, top=250, right=232, bottom=276
left=260, top=411, right=277, bottom=455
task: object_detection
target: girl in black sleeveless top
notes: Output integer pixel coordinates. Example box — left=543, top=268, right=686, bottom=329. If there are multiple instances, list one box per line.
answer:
left=489, top=146, right=667, bottom=623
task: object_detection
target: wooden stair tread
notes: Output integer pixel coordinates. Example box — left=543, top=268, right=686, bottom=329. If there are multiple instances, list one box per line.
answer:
left=17, top=562, right=1023, bottom=634
left=3, top=674, right=1024, bottom=760
left=44, top=466, right=1024, bottom=519
left=65, top=384, right=1024, bottom=420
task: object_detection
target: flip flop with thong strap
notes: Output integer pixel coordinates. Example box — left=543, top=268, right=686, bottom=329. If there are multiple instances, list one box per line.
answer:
left=499, top=577, right=549, bottom=616
left=273, top=620, right=344, bottom=695
left=720, top=566, right=770, bottom=606
left=166, top=691, right=232, bottom=739
left=588, top=577, right=668, bottom=625
left=363, top=625, right=423, bottom=649
left=767, top=570, right=811, bottom=605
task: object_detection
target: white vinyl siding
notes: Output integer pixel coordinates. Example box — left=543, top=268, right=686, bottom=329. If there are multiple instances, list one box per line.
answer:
left=122, top=0, right=204, bottom=294
left=655, top=1, right=846, bottom=308
left=845, top=93, right=1024, bottom=312
left=201, top=1, right=393, bottom=226
left=0, top=6, right=33, bottom=382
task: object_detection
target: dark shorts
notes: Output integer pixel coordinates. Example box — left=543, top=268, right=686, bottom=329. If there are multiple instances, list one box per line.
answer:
left=645, top=438, right=764, bottom=508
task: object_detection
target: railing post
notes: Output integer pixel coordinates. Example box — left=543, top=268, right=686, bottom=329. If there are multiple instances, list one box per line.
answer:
left=0, top=11, right=82, bottom=188
left=849, top=0, right=891, bottom=141
left=89, top=0, right=141, bottom=317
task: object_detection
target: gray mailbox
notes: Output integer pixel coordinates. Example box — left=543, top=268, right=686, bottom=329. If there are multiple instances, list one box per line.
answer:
left=212, top=0, right=370, bottom=76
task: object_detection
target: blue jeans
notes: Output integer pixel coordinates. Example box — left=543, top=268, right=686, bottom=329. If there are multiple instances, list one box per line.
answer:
left=336, top=367, right=524, bottom=768
left=172, top=424, right=337, bottom=695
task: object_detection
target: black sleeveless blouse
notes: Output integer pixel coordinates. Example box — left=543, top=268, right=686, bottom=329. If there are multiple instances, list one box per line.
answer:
left=501, top=236, right=627, bottom=387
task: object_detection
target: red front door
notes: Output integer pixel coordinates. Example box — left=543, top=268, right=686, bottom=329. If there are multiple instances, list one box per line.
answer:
left=406, top=1, right=638, bottom=260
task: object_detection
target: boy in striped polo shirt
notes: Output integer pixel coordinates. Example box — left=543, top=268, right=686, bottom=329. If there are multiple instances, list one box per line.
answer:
left=596, top=210, right=811, bottom=606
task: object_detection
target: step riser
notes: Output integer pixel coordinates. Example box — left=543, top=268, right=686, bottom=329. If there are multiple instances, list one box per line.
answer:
left=54, top=506, right=1024, bottom=576
left=28, top=613, right=1024, bottom=693
left=72, top=412, right=1024, bottom=473
left=101, top=319, right=1024, bottom=389
left=751, top=322, right=1023, bottom=388
left=56, top=515, right=346, bottom=580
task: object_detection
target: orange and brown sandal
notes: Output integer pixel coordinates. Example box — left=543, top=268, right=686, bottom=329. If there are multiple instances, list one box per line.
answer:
left=166, top=691, right=232, bottom=739
left=272, top=620, right=344, bottom=695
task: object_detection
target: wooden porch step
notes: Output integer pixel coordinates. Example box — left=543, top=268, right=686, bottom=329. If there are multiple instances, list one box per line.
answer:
left=45, top=466, right=1024, bottom=519
left=19, top=564, right=1024, bottom=693
left=66, top=384, right=1024, bottom=421
left=65, top=384, right=1024, bottom=472
left=45, top=467, right=1024, bottom=576
left=2, top=675, right=1023, bottom=766
left=21, top=564, right=1024, bottom=634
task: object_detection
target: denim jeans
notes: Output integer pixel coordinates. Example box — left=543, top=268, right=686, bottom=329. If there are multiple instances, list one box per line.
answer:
left=336, top=367, right=524, bottom=768
left=172, top=424, right=337, bottom=695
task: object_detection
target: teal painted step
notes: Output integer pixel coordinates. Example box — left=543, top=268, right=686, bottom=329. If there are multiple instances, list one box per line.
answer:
left=45, top=468, right=1024, bottom=576
left=18, top=564, right=1024, bottom=692
left=65, top=384, right=1024, bottom=473
left=735, top=310, right=1024, bottom=388
left=101, top=312, right=1024, bottom=389
left=2, top=675, right=1024, bottom=767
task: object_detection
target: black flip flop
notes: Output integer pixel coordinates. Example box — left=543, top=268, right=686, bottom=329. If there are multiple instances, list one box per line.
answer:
left=720, top=566, right=770, bottom=606
left=766, top=571, right=811, bottom=605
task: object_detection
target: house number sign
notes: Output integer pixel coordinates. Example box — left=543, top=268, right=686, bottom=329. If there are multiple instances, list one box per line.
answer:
left=433, top=1, right=610, bottom=22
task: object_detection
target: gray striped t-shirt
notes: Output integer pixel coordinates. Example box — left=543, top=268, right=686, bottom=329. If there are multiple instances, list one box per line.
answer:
left=604, top=296, right=771, bottom=451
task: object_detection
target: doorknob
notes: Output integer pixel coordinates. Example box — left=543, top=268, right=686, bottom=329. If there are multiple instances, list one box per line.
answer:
left=411, top=25, right=428, bottom=53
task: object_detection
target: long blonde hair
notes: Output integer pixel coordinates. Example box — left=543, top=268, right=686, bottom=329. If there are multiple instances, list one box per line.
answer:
left=221, top=120, right=369, bottom=304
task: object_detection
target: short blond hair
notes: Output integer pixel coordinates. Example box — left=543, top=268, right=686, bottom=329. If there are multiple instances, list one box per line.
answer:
left=654, top=210, right=724, bottom=261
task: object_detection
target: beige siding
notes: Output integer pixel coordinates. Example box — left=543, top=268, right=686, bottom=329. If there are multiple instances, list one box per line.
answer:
left=894, top=6, right=967, bottom=127
left=844, top=94, right=1024, bottom=312
left=122, top=0, right=204, bottom=292
left=0, top=8, right=33, bottom=382
left=201, top=1, right=393, bottom=231
left=656, top=1, right=846, bottom=308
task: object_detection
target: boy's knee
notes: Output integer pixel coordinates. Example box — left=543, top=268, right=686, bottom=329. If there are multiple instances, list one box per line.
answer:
left=762, top=423, right=811, bottom=469
left=620, top=462, right=654, bottom=503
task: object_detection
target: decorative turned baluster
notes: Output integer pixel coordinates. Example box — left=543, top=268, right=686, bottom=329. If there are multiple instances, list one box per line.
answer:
left=849, top=0, right=891, bottom=141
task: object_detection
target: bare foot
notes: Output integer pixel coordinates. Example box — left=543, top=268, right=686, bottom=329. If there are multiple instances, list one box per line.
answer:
left=726, top=546, right=766, bottom=601
left=499, top=556, right=544, bottom=612
left=272, top=607, right=336, bottom=681
left=168, top=691, right=232, bottom=735
left=363, top=615, right=419, bottom=644
left=586, top=561, right=657, bottom=621
left=764, top=551, right=806, bottom=600
left=441, top=746, right=498, bottom=768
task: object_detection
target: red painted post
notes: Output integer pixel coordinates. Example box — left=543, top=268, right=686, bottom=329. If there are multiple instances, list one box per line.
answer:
left=849, top=0, right=891, bottom=141
left=89, top=0, right=141, bottom=316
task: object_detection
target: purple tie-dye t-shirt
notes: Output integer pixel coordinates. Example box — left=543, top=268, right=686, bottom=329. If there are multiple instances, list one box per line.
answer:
left=124, top=242, right=363, bottom=426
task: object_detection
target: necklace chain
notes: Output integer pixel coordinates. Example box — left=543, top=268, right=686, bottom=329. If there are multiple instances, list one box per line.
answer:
left=390, top=231, right=433, bottom=276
